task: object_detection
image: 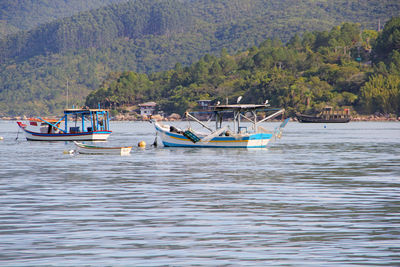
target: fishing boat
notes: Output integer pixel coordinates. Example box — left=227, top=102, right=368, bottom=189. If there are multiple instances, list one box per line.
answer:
left=17, top=108, right=112, bottom=141
left=153, top=101, right=288, bottom=148
left=296, top=106, right=351, bottom=123
left=74, top=142, right=132, bottom=155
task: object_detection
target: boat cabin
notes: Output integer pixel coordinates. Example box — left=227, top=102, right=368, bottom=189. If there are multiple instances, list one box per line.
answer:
left=17, top=108, right=112, bottom=141
left=63, top=108, right=110, bottom=133
left=296, top=106, right=351, bottom=123
left=31, top=108, right=111, bottom=134
left=320, top=106, right=350, bottom=120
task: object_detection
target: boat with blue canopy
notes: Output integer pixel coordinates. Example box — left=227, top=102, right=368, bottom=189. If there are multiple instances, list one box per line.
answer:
left=153, top=100, right=289, bottom=148
left=17, top=108, right=112, bottom=141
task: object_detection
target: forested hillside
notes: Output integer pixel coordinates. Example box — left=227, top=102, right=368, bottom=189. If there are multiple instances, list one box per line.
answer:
left=0, top=0, right=127, bottom=37
left=1, top=0, right=400, bottom=116
left=86, top=18, right=400, bottom=116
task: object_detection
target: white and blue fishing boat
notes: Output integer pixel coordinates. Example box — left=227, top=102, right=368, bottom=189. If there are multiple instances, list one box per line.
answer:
left=153, top=102, right=289, bottom=148
left=17, top=108, right=112, bottom=141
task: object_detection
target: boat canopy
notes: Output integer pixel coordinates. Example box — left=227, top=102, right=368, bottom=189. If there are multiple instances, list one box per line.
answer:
left=34, top=108, right=111, bottom=133
left=185, top=103, right=285, bottom=134
left=28, top=117, right=59, bottom=123
left=63, top=108, right=110, bottom=133
left=63, top=108, right=109, bottom=114
left=212, top=104, right=272, bottom=111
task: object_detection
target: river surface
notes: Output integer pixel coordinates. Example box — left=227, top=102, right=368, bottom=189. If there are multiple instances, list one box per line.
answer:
left=0, top=120, right=399, bottom=266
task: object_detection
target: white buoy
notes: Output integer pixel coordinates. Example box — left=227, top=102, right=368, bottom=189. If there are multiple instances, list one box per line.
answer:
left=0, top=136, right=3, bottom=140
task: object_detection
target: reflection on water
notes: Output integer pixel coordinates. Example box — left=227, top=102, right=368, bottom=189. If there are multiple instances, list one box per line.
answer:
left=0, top=121, right=399, bottom=266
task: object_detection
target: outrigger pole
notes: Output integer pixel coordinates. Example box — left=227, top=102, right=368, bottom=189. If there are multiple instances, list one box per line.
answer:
left=255, top=109, right=285, bottom=125
left=37, top=117, right=67, bottom=133
left=185, top=112, right=213, bottom=132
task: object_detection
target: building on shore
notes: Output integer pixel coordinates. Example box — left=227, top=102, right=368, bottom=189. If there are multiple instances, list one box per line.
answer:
left=138, top=102, right=157, bottom=117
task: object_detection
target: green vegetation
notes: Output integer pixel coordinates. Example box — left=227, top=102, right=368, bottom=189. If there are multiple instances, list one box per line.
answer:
left=1, top=0, right=400, bottom=116
left=86, top=18, right=400, bottom=116
left=359, top=17, right=400, bottom=115
left=0, top=0, right=126, bottom=38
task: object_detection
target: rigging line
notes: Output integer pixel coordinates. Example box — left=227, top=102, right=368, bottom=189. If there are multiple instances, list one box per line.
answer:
left=152, top=132, right=158, bottom=147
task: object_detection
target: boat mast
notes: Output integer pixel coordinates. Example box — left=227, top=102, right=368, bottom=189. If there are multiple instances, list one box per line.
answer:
left=238, top=110, right=241, bottom=133
left=66, top=79, right=69, bottom=108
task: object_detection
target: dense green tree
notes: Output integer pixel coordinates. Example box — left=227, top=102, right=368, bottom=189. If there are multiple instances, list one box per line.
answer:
left=360, top=74, right=400, bottom=114
left=374, top=17, right=400, bottom=64
left=1, top=1, right=400, bottom=116
left=0, top=0, right=127, bottom=38
left=355, top=17, right=400, bottom=115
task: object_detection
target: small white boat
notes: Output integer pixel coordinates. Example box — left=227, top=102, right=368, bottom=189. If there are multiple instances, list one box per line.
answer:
left=153, top=100, right=289, bottom=148
left=74, top=142, right=132, bottom=155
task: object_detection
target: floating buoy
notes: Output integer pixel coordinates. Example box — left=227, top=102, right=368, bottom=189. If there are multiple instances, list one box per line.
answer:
left=63, top=149, right=75, bottom=154
left=0, top=136, right=3, bottom=140
left=138, top=141, right=146, bottom=148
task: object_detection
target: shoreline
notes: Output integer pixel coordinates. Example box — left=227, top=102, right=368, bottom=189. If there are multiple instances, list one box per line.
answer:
left=1, top=115, right=399, bottom=122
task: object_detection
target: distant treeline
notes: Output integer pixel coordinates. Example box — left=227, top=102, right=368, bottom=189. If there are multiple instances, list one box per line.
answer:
left=86, top=17, right=400, bottom=116
left=0, top=0, right=192, bottom=63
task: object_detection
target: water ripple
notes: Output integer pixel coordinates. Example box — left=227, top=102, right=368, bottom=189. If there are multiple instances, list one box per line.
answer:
left=0, top=121, right=400, bottom=266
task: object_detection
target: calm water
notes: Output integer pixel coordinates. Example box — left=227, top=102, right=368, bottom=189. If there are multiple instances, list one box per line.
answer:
left=0, top=120, right=399, bottom=266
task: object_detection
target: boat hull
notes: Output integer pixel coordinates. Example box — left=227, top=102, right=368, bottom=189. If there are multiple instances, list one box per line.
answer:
left=155, top=123, right=272, bottom=148
left=21, top=128, right=111, bottom=141
left=74, top=142, right=132, bottom=155
left=296, top=114, right=350, bottom=123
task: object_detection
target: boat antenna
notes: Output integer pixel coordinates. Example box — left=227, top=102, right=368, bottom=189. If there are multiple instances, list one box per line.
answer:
left=66, top=79, right=69, bottom=108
